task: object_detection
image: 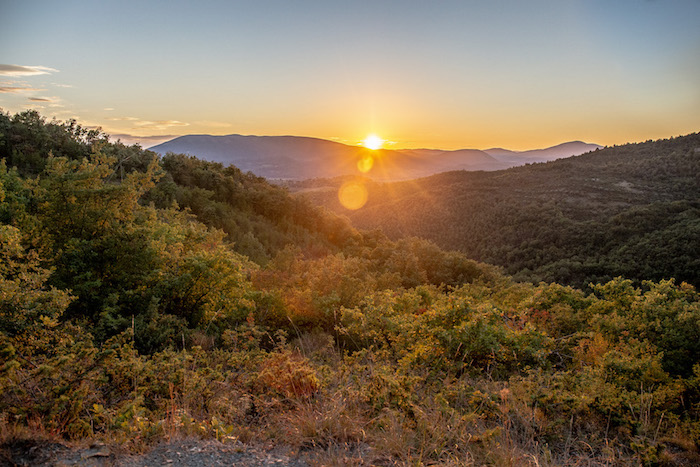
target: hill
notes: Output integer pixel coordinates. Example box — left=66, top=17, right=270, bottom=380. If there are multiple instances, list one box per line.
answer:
left=2, top=110, right=700, bottom=465
left=299, top=134, right=700, bottom=289
left=149, top=134, right=600, bottom=180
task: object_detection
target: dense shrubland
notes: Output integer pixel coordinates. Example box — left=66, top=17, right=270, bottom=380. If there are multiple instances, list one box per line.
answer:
left=1, top=110, right=699, bottom=465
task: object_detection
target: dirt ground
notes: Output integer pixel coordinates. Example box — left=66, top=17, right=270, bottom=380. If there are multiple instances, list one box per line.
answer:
left=0, top=438, right=314, bottom=467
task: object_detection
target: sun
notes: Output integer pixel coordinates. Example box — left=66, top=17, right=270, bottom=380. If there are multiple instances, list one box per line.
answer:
left=363, top=134, right=384, bottom=150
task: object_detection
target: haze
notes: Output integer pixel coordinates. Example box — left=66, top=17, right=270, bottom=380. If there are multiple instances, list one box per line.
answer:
left=1, top=0, right=699, bottom=150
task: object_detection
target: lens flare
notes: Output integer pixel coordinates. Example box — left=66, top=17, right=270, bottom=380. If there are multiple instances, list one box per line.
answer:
left=338, top=181, right=368, bottom=210
left=357, top=155, right=374, bottom=173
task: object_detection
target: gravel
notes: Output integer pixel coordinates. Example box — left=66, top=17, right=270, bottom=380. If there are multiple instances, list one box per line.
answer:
left=1, top=439, right=310, bottom=467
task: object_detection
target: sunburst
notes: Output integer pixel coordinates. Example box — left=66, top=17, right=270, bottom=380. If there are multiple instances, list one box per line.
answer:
left=362, top=134, right=384, bottom=150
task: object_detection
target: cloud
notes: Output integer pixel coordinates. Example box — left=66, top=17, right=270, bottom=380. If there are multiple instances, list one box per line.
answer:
left=0, top=64, right=58, bottom=76
left=107, top=116, right=140, bottom=122
left=328, top=136, right=355, bottom=145
left=0, top=85, right=45, bottom=94
left=108, top=117, right=190, bottom=131
left=133, top=120, right=189, bottom=130
left=28, top=97, right=51, bottom=102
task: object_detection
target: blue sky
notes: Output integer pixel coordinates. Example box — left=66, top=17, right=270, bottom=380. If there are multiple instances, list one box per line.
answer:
left=1, top=0, right=699, bottom=149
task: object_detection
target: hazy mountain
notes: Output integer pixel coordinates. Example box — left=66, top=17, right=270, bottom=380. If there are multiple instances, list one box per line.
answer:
left=484, top=141, right=604, bottom=165
left=149, top=134, right=356, bottom=180
left=149, top=135, right=601, bottom=180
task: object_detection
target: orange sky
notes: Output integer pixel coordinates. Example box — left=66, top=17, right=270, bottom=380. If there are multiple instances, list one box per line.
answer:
left=2, top=1, right=699, bottom=151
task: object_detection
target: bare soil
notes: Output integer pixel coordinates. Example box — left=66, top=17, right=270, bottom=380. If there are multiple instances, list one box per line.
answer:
left=0, top=438, right=312, bottom=467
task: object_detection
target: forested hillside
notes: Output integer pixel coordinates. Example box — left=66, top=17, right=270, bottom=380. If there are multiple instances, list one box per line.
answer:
left=1, top=110, right=700, bottom=465
left=298, top=135, right=700, bottom=289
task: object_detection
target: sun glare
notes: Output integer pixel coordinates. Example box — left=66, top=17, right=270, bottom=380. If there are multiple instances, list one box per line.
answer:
left=357, top=155, right=374, bottom=173
left=363, top=134, right=384, bottom=150
left=338, top=181, right=368, bottom=210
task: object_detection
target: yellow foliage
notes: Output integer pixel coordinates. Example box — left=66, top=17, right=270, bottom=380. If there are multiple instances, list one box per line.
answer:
left=258, top=351, right=319, bottom=399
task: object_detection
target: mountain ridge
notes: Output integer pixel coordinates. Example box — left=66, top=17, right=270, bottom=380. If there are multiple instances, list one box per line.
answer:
left=149, top=134, right=602, bottom=180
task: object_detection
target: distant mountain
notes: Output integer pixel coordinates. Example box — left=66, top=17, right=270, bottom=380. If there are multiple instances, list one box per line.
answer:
left=484, top=141, right=604, bottom=165
left=149, top=134, right=351, bottom=179
left=149, top=135, right=601, bottom=181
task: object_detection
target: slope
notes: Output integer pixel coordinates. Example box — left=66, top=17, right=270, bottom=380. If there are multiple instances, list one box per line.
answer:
left=301, top=134, right=700, bottom=288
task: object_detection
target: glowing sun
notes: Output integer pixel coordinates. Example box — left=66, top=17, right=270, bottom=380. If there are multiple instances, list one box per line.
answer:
left=363, top=134, right=384, bottom=150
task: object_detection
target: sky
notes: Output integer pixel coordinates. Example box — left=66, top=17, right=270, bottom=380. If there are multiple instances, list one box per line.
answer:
left=1, top=0, right=699, bottom=150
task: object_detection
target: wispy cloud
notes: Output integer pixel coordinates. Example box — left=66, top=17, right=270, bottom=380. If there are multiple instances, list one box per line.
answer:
left=0, top=64, right=58, bottom=76
left=107, top=116, right=189, bottom=131
left=329, top=136, right=354, bottom=145
left=133, top=120, right=189, bottom=130
left=107, top=116, right=140, bottom=122
left=0, top=85, right=45, bottom=94
left=28, top=97, right=51, bottom=102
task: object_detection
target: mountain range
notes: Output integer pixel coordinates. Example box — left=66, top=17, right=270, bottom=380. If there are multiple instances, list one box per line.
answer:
left=149, top=135, right=601, bottom=180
